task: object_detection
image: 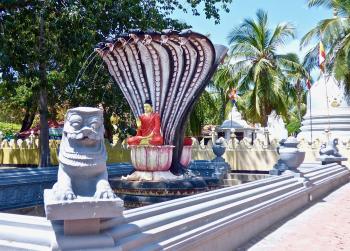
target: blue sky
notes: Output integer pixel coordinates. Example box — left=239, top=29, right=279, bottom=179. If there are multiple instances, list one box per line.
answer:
left=171, top=0, right=332, bottom=59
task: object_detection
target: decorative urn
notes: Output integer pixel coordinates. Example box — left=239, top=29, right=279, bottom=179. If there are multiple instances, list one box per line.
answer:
left=271, top=136, right=305, bottom=175
left=278, top=137, right=305, bottom=169
left=212, top=138, right=226, bottom=162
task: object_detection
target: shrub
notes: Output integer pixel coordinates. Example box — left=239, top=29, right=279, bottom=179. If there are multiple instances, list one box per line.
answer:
left=0, top=122, right=21, bottom=138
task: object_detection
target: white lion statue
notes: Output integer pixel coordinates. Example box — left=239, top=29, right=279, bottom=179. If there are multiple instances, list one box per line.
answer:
left=53, top=107, right=116, bottom=200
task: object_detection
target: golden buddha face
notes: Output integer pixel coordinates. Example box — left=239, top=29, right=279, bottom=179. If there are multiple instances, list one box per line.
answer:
left=144, top=103, right=153, bottom=114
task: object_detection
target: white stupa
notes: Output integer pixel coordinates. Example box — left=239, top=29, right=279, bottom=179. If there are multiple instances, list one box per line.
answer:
left=254, top=110, right=288, bottom=142
left=297, top=75, right=350, bottom=141
left=266, top=110, right=288, bottom=141
left=219, top=106, right=254, bottom=140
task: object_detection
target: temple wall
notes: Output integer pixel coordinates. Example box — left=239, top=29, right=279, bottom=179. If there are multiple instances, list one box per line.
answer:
left=191, top=137, right=350, bottom=171
left=192, top=148, right=278, bottom=171
left=191, top=138, right=279, bottom=171
left=1, top=137, right=350, bottom=169
left=0, top=138, right=130, bottom=166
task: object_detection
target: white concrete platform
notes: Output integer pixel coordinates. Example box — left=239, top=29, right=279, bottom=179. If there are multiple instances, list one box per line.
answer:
left=238, top=182, right=350, bottom=251
left=0, top=162, right=348, bottom=250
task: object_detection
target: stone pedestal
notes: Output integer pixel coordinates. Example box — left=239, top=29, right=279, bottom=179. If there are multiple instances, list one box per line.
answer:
left=316, top=138, right=348, bottom=165
left=316, top=156, right=348, bottom=165
left=44, top=189, right=123, bottom=235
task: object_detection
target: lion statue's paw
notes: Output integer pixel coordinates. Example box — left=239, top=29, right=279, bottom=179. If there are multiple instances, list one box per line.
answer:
left=54, top=190, right=77, bottom=201
left=94, top=189, right=116, bottom=199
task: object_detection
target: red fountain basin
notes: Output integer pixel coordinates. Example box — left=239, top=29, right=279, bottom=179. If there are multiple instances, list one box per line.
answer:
left=129, top=145, right=175, bottom=171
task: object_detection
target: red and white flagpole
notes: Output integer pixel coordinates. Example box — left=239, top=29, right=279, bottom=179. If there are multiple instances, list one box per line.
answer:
left=306, top=79, right=313, bottom=143
left=319, top=40, right=331, bottom=131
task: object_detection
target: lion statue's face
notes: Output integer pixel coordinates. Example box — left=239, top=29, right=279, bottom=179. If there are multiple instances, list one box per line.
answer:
left=61, top=107, right=105, bottom=155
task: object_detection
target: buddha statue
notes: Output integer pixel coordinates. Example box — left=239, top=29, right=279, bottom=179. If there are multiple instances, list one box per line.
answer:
left=127, top=100, right=164, bottom=146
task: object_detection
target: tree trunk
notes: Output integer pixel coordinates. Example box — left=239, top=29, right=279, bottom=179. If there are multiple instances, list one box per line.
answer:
left=219, top=90, right=227, bottom=123
left=38, top=8, right=50, bottom=167
left=20, top=105, right=37, bottom=132
left=103, top=106, right=113, bottom=143
left=296, top=79, right=302, bottom=121
left=39, top=87, right=50, bottom=167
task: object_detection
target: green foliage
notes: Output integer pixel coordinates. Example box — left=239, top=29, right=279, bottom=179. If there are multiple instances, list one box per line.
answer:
left=186, top=10, right=310, bottom=134
left=302, top=0, right=350, bottom=96
left=0, top=122, right=21, bottom=136
left=0, top=0, right=232, bottom=135
left=227, top=9, right=304, bottom=126
left=286, top=118, right=302, bottom=135
left=210, top=64, right=238, bottom=123
left=186, top=89, right=220, bottom=136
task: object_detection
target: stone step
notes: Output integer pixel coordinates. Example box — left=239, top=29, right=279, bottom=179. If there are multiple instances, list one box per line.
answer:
left=226, top=173, right=270, bottom=182
left=304, top=165, right=347, bottom=182
left=299, top=162, right=338, bottom=174
left=105, top=177, right=301, bottom=242
left=0, top=221, right=52, bottom=248
left=158, top=186, right=308, bottom=251
left=310, top=168, right=349, bottom=185
left=113, top=182, right=305, bottom=250
left=223, top=179, right=242, bottom=186
left=111, top=175, right=295, bottom=223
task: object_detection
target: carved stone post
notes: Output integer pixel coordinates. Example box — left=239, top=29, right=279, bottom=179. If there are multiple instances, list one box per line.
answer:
left=211, top=127, right=217, bottom=143
left=230, top=128, right=237, bottom=149
left=264, top=127, right=270, bottom=146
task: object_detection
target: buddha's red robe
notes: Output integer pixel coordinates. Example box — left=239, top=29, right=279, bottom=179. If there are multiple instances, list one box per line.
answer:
left=127, top=112, right=164, bottom=145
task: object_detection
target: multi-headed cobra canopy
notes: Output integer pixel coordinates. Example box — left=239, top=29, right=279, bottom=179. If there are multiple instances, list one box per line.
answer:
left=96, top=29, right=227, bottom=173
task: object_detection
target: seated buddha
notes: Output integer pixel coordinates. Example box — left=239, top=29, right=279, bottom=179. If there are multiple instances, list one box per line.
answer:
left=127, top=100, right=164, bottom=146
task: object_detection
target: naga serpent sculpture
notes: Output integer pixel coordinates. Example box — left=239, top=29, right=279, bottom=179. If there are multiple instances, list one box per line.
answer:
left=96, top=29, right=228, bottom=174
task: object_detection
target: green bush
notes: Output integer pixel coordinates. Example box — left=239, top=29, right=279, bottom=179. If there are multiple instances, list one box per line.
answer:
left=286, top=119, right=301, bottom=135
left=0, top=122, right=21, bottom=137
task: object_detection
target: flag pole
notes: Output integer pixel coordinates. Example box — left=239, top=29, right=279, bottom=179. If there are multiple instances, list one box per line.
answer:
left=319, top=39, right=331, bottom=134
left=324, top=73, right=331, bottom=130
left=306, top=78, right=313, bottom=143
left=231, top=102, right=233, bottom=129
left=309, top=86, right=313, bottom=143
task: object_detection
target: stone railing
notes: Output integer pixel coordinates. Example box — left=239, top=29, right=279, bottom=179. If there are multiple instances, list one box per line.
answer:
left=2, top=135, right=350, bottom=171
left=0, top=163, right=134, bottom=211
left=0, top=137, right=130, bottom=166
left=298, top=137, right=350, bottom=166
left=192, top=136, right=350, bottom=171
left=191, top=137, right=279, bottom=172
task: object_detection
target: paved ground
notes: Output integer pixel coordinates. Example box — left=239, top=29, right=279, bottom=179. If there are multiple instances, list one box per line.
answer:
left=239, top=182, right=350, bottom=251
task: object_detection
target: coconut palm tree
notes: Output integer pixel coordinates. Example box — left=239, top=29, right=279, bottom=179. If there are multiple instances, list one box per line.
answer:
left=227, top=9, right=300, bottom=126
left=186, top=89, right=220, bottom=136
left=281, top=53, right=310, bottom=134
left=301, top=0, right=350, bottom=93
left=281, top=53, right=310, bottom=120
left=210, top=63, right=239, bottom=123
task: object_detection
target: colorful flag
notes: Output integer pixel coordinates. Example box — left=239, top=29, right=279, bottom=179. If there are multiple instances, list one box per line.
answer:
left=319, top=41, right=326, bottom=72
left=228, top=88, right=238, bottom=105
left=306, top=79, right=312, bottom=89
